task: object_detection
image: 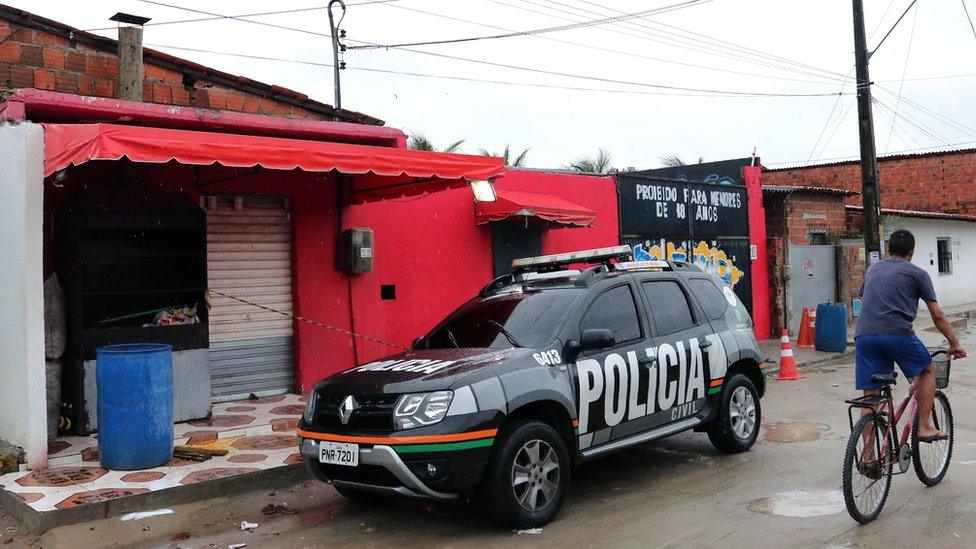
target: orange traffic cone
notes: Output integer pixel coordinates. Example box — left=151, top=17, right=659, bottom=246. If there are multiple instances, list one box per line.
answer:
left=776, top=328, right=803, bottom=381
left=796, top=307, right=816, bottom=348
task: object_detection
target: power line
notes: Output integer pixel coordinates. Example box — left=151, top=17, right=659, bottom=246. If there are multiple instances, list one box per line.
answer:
left=870, top=0, right=919, bottom=56
left=371, top=2, right=841, bottom=85
left=351, top=0, right=713, bottom=51
left=147, top=42, right=849, bottom=99
left=484, top=0, right=849, bottom=83
left=83, top=1, right=401, bottom=32
left=139, top=1, right=848, bottom=98
left=874, top=85, right=976, bottom=139
left=884, top=1, right=918, bottom=152
left=564, top=0, right=849, bottom=82
left=963, top=0, right=976, bottom=41
left=807, top=75, right=853, bottom=161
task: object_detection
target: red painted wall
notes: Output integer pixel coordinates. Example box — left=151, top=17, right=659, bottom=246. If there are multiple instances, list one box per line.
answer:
left=743, top=167, right=771, bottom=340
left=342, top=169, right=619, bottom=371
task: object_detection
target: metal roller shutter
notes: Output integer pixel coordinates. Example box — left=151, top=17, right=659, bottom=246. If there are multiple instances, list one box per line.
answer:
left=206, top=195, right=295, bottom=402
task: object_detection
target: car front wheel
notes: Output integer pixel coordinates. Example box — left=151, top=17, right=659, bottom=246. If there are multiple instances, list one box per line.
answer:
left=482, top=419, right=570, bottom=529
left=707, top=373, right=761, bottom=453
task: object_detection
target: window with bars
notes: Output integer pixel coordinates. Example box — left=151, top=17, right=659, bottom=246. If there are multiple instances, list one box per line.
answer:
left=937, top=238, right=952, bottom=274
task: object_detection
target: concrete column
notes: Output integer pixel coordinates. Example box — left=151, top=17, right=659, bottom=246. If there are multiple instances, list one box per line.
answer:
left=117, top=26, right=144, bottom=101
left=0, top=122, right=47, bottom=468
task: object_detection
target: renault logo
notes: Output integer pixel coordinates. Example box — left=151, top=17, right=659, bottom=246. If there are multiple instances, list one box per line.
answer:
left=338, top=395, right=358, bottom=425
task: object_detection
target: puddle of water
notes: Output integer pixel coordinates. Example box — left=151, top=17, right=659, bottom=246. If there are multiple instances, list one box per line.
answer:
left=747, top=490, right=845, bottom=518
left=762, top=421, right=830, bottom=443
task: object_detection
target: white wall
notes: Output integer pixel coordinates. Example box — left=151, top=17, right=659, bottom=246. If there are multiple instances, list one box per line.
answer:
left=897, top=216, right=976, bottom=308
left=0, top=122, right=47, bottom=468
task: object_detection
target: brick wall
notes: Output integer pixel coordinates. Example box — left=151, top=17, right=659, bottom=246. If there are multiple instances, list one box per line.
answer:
left=766, top=236, right=787, bottom=335
left=837, top=240, right=866, bottom=328
left=764, top=191, right=848, bottom=245
left=764, top=149, right=976, bottom=215
left=0, top=18, right=345, bottom=120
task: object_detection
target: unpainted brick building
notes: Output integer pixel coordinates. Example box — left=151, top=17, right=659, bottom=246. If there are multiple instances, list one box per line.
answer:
left=0, top=5, right=380, bottom=124
left=762, top=148, right=976, bottom=215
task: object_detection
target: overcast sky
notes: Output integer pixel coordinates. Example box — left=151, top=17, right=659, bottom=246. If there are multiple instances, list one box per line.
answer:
left=14, top=0, right=976, bottom=169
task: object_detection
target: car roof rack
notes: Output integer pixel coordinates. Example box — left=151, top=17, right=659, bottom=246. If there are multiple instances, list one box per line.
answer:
left=511, top=245, right=632, bottom=274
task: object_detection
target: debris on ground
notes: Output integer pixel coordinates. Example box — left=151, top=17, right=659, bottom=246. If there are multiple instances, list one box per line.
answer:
left=228, top=544, right=247, bottom=549
left=515, top=528, right=544, bottom=535
left=261, top=503, right=299, bottom=516
left=172, top=532, right=192, bottom=541
left=240, top=521, right=259, bottom=531
left=120, top=509, right=174, bottom=521
left=175, top=445, right=229, bottom=456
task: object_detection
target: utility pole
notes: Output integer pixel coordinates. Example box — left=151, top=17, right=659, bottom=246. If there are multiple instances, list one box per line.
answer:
left=327, top=0, right=347, bottom=121
left=852, top=0, right=882, bottom=265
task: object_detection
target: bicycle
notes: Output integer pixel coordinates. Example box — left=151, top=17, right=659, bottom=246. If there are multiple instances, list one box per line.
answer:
left=841, top=348, right=954, bottom=524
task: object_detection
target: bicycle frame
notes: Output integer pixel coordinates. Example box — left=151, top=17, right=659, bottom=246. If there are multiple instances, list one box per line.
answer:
left=846, top=376, right=921, bottom=471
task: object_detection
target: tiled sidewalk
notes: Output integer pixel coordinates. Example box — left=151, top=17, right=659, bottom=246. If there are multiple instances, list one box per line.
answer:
left=0, top=394, right=304, bottom=513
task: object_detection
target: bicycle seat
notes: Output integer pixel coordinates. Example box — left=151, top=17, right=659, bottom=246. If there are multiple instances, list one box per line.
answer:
left=871, top=372, right=898, bottom=386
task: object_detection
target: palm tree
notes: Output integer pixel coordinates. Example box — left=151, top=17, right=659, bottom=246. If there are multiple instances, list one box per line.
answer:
left=408, top=134, right=466, bottom=153
left=567, top=148, right=614, bottom=174
left=479, top=144, right=529, bottom=167
left=659, top=155, right=704, bottom=167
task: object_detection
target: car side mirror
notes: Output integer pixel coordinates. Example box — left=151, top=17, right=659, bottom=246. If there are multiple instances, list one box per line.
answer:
left=411, top=336, right=425, bottom=350
left=580, top=328, right=615, bottom=350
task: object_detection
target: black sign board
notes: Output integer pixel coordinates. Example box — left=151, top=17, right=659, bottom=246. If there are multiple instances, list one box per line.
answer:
left=617, top=175, right=749, bottom=239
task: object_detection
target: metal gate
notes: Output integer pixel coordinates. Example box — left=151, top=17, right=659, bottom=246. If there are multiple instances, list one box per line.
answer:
left=206, top=195, right=295, bottom=402
left=788, top=245, right=837, bottom=335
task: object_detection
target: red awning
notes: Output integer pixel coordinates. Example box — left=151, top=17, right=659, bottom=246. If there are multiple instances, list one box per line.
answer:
left=475, top=189, right=597, bottom=227
left=42, top=123, right=505, bottom=202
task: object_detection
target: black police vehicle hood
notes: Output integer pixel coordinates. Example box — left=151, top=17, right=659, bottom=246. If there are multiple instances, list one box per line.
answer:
left=312, top=347, right=532, bottom=396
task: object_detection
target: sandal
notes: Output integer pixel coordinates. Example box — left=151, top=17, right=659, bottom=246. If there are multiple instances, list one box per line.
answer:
left=917, top=432, right=948, bottom=443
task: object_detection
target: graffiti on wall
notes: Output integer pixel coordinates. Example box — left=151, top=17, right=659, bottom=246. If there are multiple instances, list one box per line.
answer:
left=633, top=239, right=745, bottom=287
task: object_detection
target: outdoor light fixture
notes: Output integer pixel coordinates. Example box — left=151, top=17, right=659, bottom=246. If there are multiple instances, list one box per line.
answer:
left=471, top=180, right=497, bottom=202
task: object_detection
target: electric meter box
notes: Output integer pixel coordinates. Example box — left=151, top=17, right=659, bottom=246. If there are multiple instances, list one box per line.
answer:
left=338, top=228, right=374, bottom=273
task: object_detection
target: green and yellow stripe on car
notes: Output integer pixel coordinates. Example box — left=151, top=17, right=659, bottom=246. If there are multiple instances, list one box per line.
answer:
left=708, top=378, right=724, bottom=395
left=297, top=428, right=498, bottom=455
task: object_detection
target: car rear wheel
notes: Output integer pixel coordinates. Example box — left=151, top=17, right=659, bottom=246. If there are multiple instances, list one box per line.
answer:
left=707, top=373, right=761, bottom=453
left=482, top=419, right=569, bottom=529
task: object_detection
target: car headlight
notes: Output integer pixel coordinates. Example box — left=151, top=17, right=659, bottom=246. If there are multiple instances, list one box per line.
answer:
left=394, top=391, right=453, bottom=430
left=303, top=391, right=319, bottom=424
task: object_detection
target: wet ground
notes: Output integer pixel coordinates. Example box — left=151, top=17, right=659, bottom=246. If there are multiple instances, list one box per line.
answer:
left=4, top=326, right=976, bottom=547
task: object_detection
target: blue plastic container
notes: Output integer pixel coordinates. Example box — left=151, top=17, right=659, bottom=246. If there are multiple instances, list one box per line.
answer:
left=815, top=304, right=849, bottom=353
left=96, top=343, right=174, bottom=470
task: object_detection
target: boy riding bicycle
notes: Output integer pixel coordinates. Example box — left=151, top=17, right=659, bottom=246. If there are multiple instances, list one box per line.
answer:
left=856, top=230, right=966, bottom=441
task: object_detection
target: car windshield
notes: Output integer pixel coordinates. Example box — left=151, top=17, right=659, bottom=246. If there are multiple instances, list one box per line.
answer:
left=422, top=289, right=580, bottom=350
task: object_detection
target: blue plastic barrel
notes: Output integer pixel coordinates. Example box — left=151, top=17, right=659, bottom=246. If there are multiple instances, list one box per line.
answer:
left=96, top=343, right=174, bottom=470
left=815, top=304, right=849, bottom=353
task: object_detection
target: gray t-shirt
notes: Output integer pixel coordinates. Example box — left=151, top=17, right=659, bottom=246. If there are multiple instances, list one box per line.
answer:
left=855, top=257, right=937, bottom=337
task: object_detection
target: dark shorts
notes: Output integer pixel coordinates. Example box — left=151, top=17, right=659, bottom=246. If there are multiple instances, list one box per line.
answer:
left=855, top=334, right=932, bottom=390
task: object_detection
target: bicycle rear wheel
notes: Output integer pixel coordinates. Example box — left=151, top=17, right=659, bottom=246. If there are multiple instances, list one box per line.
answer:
left=912, top=390, right=954, bottom=486
left=842, top=414, right=893, bottom=524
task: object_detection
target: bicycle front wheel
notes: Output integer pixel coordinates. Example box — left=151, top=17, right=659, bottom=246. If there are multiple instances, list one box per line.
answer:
left=912, top=390, right=954, bottom=486
left=842, top=414, right=893, bottom=524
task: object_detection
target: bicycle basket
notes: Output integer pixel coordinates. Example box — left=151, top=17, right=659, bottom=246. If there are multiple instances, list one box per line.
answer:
left=927, top=347, right=951, bottom=389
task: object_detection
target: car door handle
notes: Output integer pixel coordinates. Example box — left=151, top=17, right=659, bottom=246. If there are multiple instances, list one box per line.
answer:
left=700, top=340, right=713, bottom=349
left=638, top=356, right=658, bottom=367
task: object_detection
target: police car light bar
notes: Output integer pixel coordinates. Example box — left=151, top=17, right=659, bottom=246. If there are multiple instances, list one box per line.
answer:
left=614, top=260, right=672, bottom=271
left=512, top=245, right=632, bottom=271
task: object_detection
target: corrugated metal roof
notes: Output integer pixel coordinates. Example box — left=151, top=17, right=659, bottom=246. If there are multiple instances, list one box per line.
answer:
left=846, top=205, right=976, bottom=223
left=762, top=185, right=860, bottom=196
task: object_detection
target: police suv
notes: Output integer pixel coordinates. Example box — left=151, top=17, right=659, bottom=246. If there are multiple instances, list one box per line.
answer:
left=298, top=246, right=765, bottom=528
